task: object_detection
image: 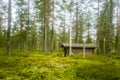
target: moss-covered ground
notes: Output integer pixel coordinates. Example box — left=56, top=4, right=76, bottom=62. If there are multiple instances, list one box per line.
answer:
left=0, top=49, right=120, bottom=80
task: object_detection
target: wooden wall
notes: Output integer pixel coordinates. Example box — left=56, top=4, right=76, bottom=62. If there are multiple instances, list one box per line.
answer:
left=63, top=47, right=95, bottom=56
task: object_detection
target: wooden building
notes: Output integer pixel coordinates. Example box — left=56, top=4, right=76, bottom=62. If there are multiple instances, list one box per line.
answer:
left=61, top=43, right=96, bottom=56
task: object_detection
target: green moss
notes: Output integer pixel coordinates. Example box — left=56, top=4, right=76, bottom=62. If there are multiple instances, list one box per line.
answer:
left=0, top=50, right=120, bottom=80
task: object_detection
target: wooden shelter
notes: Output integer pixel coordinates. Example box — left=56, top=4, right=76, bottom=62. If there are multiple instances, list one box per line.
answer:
left=61, top=43, right=96, bottom=56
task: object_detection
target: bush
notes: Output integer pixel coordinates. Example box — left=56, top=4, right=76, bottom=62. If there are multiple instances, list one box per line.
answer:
left=63, top=63, right=120, bottom=80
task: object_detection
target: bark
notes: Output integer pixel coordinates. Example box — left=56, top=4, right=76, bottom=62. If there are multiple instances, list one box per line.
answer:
left=116, top=2, right=120, bottom=55
left=51, top=0, right=54, bottom=53
left=106, top=0, right=113, bottom=58
left=97, top=0, right=100, bottom=54
left=32, top=33, right=35, bottom=51
left=6, top=0, right=11, bottom=56
left=75, top=0, right=79, bottom=43
left=69, top=0, right=73, bottom=55
left=19, top=14, right=23, bottom=50
left=78, top=17, right=83, bottom=43
left=0, top=16, right=2, bottom=35
left=27, top=0, right=30, bottom=50
left=0, top=1, right=2, bottom=35
left=44, top=0, right=47, bottom=54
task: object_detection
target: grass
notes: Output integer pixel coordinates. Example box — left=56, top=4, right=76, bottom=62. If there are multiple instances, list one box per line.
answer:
left=0, top=50, right=120, bottom=80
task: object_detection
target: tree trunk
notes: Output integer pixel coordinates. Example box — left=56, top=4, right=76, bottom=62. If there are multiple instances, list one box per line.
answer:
left=20, top=15, right=23, bottom=51
left=97, top=0, right=100, bottom=54
left=32, top=34, right=35, bottom=51
left=69, top=0, right=73, bottom=55
left=44, top=0, right=47, bottom=54
left=107, top=0, right=113, bottom=58
left=51, top=0, right=54, bottom=53
left=0, top=2, right=2, bottom=35
left=6, top=0, right=11, bottom=56
left=116, top=1, right=120, bottom=55
left=27, top=0, right=30, bottom=51
left=0, top=16, right=2, bottom=35
left=75, top=0, right=79, bottom=43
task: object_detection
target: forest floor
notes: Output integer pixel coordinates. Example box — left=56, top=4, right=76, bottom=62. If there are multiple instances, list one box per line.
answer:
left=0, top=49, right=120, bottom=80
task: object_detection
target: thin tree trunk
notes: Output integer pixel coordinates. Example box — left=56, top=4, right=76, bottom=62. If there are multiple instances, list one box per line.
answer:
left=97, top=0, right=100, bottom=54
left=69, top=0, right=73, bottom=55
left=75, top=0, right=79, bottom=43
left=63, top=10, right=66, bottom=43
left=116, top=1, right=120, bottom=55
left=116, top=0, right=119, bottom=55
left=20, top=15, right=23, bottom=51
left=32, top=34, right=35, bottom=51
left=108, top=0, right=113, bottom=58
left=27, top=0, right=30, bottom=50
left=51, top=0, right=54, bottom=53
left=118, top=9, right=120, bottom=55
left=0, top=2, right=2, bottom=35
left=87, top=24, right=90, bottom=43
left=0, top=16, right=2, bottom=35
left=44, top=0, right=47, bottom=54
left=6, top=0, right=11, bottom=56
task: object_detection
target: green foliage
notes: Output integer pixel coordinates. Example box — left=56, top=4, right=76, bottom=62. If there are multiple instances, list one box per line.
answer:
left=98, top=0, right=115, bottom=54
left=86, top=35, right=93, bottom=43
left=64, top=62, right=120, bottom=80
left=0, top=50, right=120, bottom=80
left=0, top=35, right=6, bottom=48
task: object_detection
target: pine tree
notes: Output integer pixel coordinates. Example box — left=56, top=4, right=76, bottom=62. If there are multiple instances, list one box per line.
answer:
left=6, top=0, right=12, bottom=56
left=15, top=0, right=28, bottom=50
left=97, top=0, right=100, bottom=54
left=116, top=0, right=120, bottom=55
left=51, top=0, right=55, bottom=53
left=75, top=0, right=79, bottom=43
left=98, top=0, right=114, bottom=55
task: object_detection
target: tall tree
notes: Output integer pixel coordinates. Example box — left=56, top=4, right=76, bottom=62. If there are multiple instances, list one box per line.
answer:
left=97, top=0, right=100, bottom=54
left=6, top=0, right=12, bottom=56
left=106, top=0, right=114, bottom=57
left=57, top=0, right=69, bottom=51
left=34, top=0, right=51, bottom=53
left=44, top=0, right=51, bottom=53
left=51, top=0, right=55, bottom=53
left=86, top=23, right=92, bottom=43
left=68, top=0, right=73, bottom=55
left=0, top=0, right=7, bottom=48
left=0, top=0, right=3, bottom=35
left=15, top=0, right=28, bottom=50
left=98, top=0, right=114, bottom=55
left=27, top=0, right=30, bottom=50
left=0, top=14, right=2, bottom=35
left=75, top=0, right=79, bottom=43
left=44, top=0, right=47, bottom=54
left=31, top=20, right=37, bottom=51
left=115, top=0, right=120, bottom=55
left=78, top=16, right=84, bottom=43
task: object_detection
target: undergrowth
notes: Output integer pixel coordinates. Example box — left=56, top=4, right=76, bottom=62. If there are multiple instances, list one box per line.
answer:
left=0, top=50, right=120, bottom=80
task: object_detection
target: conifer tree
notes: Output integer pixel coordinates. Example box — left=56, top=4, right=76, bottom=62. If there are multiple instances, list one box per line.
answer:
left=6, top=0, right=12, bottom=56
